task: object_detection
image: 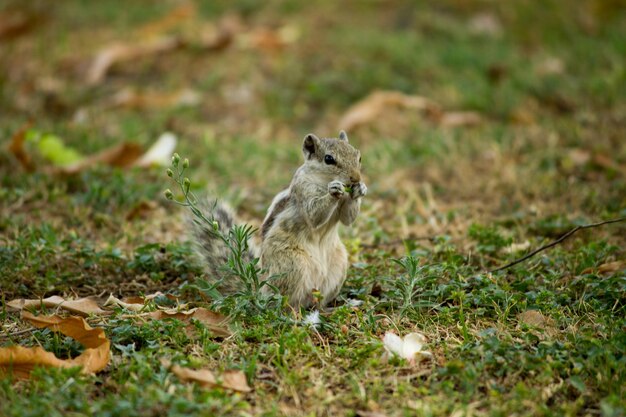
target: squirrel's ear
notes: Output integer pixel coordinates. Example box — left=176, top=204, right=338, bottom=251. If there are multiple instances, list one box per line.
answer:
left=339, top=130, right=349, bottom=142
left=303, top=133, right=319, bottom=160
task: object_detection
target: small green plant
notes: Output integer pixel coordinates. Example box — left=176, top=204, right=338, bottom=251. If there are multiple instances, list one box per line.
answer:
left=164, top=153, right=282, bottom=317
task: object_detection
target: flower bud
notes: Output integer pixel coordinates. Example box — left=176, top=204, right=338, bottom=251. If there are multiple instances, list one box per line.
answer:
left=164, top=189, right=174, bottom=200
left=166, top=168, right=174, bottom=177
left=172, top=153, right=180, bottom=167
left=183, top=177, right=191, bottom=193
left=182, top=158, right=189, bottom=169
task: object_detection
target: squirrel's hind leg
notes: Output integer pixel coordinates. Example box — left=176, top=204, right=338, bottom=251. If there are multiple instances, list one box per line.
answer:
left=261, top=246, right=320, bottom=308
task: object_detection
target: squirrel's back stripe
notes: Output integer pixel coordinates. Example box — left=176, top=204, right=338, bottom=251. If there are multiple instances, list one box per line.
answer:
left=261, top=192, right=290, bottom=240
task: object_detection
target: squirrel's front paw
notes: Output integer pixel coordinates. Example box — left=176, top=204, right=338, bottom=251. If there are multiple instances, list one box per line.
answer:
left=350, top=182, right=367, bottom=199
left=328, top=180, right=345, bottom=199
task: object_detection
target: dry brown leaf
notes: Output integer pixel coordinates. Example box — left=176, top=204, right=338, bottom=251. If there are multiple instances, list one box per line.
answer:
left=581, top=260, right=626, bottom=275
left=106, top=88, right=201, bottom=110
left=435, top=111, right=483, bottom=127
left=123, top=292, right=177, bottom=304
left=517, top=310, right=557, bottom=336
left=58, top=142, right=143, bottom=174
left=7, top=295, right=109, bottom=317
left=146, top=308, right=232, bottom=338
left=103, top=295, right=145, bottom=312
left=86, top=36, right=183, bottom=85
left=170, top=364, right=251, bottom=392
left=338, top=91, right=438, bottom=131
left=126, top=200, right=158, bottom=221
left=8, top=122, right=34, bottom=172
left=238, top=25, right=300, bottom=52
left=591, top=154, right=626, bottom=176
left=0, top=9, right=44, bottom=40
left=0, top=312, right=110, bottom=379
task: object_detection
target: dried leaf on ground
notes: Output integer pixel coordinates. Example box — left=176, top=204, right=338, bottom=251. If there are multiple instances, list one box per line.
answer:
left=382, top=332, right=432, bottom=365
left=169, top=363, right=251, bottom=392
left=8, top=122, right=34, bottom=172
left=7, top=295, right=109, bottom=317
left=103, top=295, right=145, bottom=312
left=238, top=25, right=300, bottom=52
left=0, top=312, right=110, bottom=379
left=338, top=91, right=438, bottom=131
left=86, top=36, right=183, bottom=85
left=581, top=260, right=626, bottom=275
left=59, top=142, right=143, bottom=174
left=124, top=291, right=178, bottom=304
left=433, top=111, right=483, bottom=127
left=106, top=88, right=201, bottom=110
left=146, top=308, right=232, bottom=338
left=125, top=200, right=158, bottom=221
left=517, top=310, right=557, bottom=336
left=0, top=8, right=44, bottom=40
left=504, top=241, right=531, bottom=254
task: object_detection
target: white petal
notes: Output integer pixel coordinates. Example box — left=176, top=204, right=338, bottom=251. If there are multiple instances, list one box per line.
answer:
left=382, top=332, right=405, bottom=356
left=303, top=310, right=321, bottom=327
left=402, top=332, right=426, bottom=358
left=135, top=132, right=177, bottom=167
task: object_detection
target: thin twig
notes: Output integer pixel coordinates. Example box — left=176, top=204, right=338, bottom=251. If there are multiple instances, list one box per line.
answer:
left=489, top=216, right=626, bottom=273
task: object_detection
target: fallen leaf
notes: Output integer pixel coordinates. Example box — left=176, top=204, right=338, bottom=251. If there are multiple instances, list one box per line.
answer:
left=103, top=295, right=145, bottom=312
left=7, top=295, right=109, bottom=317
left=106, top=88, right=201, bottom=110
left=0, top=8, right=44, bottom=41
left=37, top=134, right=83, bottom=166
left=134, top=132, right=178, bottom=168
left=581, top=260, right=626, bottom=275
left=0, top=312, right=110, bottom=379
left=338, top=91, right=438, bottom=131
left=59, top=142, right=143, bottom=174
left=126, top=200, right=158, bottom=221
left=382, top=332, right=432, bottom=364
left=504, top=241, right=531, bottom=254
left=146, top=308, right=232, bottom=338
left=8, top=122, right=34, bottom=172
left=238, top=25, right=300, bottom=52
left=517, top=310, right=557, bottom=337
left=86, top=36, right=183, bottom=85
left=169, top=363, right=251, bottom=392
left=591, top=154, right=626, bottom=176
left=434, top=111, right=483, bottom=127
left=124, top=292, right=178, bottom=304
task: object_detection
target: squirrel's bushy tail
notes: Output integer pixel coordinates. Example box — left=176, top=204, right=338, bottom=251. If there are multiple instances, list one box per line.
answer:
left=189, top=199, right=258, bottom=294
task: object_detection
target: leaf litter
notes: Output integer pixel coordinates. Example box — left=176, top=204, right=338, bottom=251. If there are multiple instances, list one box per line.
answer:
left=0, top=312, right=110, bottom=379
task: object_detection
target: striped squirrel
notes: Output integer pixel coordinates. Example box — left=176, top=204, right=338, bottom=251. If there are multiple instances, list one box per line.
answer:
left=191, top=131, right=366, bottom=308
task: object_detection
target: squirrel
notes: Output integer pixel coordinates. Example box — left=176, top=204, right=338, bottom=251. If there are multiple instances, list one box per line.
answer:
left=190, top=131, right=366, bottom=308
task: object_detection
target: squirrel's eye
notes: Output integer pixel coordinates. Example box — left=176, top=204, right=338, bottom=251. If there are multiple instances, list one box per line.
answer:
left=324, top=155, right=336, bottom=165
left=359, top=156, right=362, bottom=163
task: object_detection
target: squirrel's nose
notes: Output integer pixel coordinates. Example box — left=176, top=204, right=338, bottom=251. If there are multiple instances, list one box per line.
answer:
left=350, top=171, right=361, bottom=183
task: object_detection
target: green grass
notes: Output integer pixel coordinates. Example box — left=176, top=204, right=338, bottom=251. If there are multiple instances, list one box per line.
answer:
left=1, top=0, right=625, bottom=416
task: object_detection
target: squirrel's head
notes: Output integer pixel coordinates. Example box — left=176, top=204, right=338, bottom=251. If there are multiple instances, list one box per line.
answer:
left=302, top=131, right=362, bottom=184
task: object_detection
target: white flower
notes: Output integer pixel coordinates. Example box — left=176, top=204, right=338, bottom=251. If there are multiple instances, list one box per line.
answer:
left=303, top=310, right=321, bottom=328
left=382, top=332, right=432, bottom=364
